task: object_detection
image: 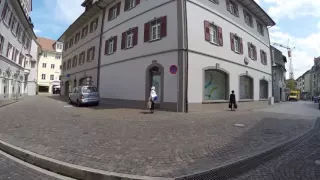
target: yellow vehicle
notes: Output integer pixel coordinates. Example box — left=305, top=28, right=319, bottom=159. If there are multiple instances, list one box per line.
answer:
left=289, top=90, right=300, bottom=101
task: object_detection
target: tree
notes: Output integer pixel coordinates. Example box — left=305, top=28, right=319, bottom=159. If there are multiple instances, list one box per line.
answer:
left=286, top=79, right=295, bottom=90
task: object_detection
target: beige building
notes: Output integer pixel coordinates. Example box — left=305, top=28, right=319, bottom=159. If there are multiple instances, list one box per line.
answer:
left=37, top=37, right=63, bottom=94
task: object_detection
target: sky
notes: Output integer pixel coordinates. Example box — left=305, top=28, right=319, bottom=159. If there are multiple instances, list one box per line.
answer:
left=31, top=0, right=320, bottom=79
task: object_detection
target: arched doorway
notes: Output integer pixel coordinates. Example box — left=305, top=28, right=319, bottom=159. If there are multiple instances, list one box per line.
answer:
left=65, top=81, right=70, bottom=96
left=260, top=79, right=268, bottom=99
left=240, top=75, right=254, bottom=99
left=145, top=62, right=164, bottom=108
left=203, top=69, right=229, bottom=100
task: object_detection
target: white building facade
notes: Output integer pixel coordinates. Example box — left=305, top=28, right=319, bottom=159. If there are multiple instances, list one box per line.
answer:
left=0, top=0, right=36, bottom=100
left=59, top=0, right=275, bottom=112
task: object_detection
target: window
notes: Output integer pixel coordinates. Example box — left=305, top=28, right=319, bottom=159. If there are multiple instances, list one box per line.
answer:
left=230, top=33, right=243, bottom=54
left=16, top=24, right=22, bottom=41
left=247, top=42, right=257, bottom=60
left=18, top=27, right=23, bottom=42
left=22, top=32, right=26, bottom=45
left=75, top=32, right=80, bottom=44
left=79, top=51, right=85, bottom=65
left=72, top=55, right=78, bottom=67
left=50, top=75, right=54, bottom=80
left=108, top=2, right=121, bottom=21
left=63, top=62, right=66, bottom=71
left=87, top=46, right=95, bottom=62
left=105, top=36, right=117, bottom=55
left=2, top=3, right=11, bottom=25
left=43, top=52, right=47, bottom=57
left=226, top=0, right=239, bottom=17
left=51, top=64, right=55, bottom=69
left=81, top=25, right=88, bottom=39
left=65, top=42, right=68, bottom=51
left=124, top=0, right=140, bottom=11
left=144, top=16, right=167, bottom=42
left=6, top=43, right=13, bottom=59
left=42, top=63, right=47, bottom=68
left=257, top=21, right=264, bottom=36
left=243, top=10, right=253, bottom=27
left=121, top=27, right=138, bottom=49
left=0, top=34, right=4, bottom=54
left=89, top=18, right=99, bottom=33
left=260, top=50, right=267, bottom=65
left=69, top=37, right=74, bottom=48
left=19, top=53, right=24, bottom=66
left=13, top=49, right=19, bottom=62
left=42, top=74, right=46, bottom=80
left=10, top=16, right=17, bottom=35
left=204, top=70, right=228, bottom=100
left=209, top=0, right=219, bottom=4
left=60, top=65, right=62, bottom=70
left=55, top=55, right=61, bottom=59
left=67, top=59, right=71, bottom=69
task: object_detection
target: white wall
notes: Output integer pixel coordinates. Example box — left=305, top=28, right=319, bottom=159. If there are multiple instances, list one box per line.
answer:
left=99, top=51, right=178, bottom=103
left=188, top=53, right=272, bottom=103
left=186, top=1, right=271, bottom=75
left=100, top=0, right=178, bottom=66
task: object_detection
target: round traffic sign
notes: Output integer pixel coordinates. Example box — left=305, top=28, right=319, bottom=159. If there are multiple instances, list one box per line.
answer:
left=169, top=65, right=178, bottom=74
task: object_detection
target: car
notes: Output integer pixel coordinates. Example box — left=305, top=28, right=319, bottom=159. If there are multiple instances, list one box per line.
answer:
left=68, top=86, right=100, bottom=107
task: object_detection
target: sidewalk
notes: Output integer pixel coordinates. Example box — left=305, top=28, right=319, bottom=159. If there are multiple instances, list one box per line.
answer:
left=0, top=100, right=18, bottom=108
left=0, top=97, right=317, bottom=179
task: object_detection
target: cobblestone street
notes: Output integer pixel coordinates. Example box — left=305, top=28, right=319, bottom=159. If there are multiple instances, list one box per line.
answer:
left=232, top=131, right=320, bottom=180
left=0, top=96, right=318, bottom=178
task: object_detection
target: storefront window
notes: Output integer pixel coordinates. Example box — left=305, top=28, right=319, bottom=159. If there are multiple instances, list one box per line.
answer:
left=260, top=80, right=268, bottom=99
left=240, top=75, right=253, bottom=99
left=204, top=70, right=228, bottom=100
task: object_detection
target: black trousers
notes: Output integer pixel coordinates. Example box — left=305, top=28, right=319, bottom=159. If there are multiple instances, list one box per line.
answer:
left=150, top=101, right=155, bottom=112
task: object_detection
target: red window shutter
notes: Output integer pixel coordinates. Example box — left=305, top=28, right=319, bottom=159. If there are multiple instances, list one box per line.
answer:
left=105, top=40, right=109, bottom=54
left=247, top=42, right=251, bottom=58
left=160, top=16, right=167, bottom=38
left=1, top=3, right=7, bottom=19
left=108, top=8, right=112, bottom=21
left=136, top=0, right=140, bottom=5
left=117, top=2, right=121, bottom=16
left=239, top=37, right=243, bottom=54
left=124, top=0, right=129, bottom=11
left=226, top=0, right=230, bottom=12
left=218, top=26, right=223, bottom=46
left=113, top=36, right=117, bottom=52
left=121, top=32, right=126, bottom=49
left=260, top=49, right=263, bottom=63
left=253, top=45, right=257, bottom=60
left=204, top=21, right=210, bottom=41
left=230, top=33, right=235, bottom=51
left=133, top=27, right=138, bottom=46
left=144, top=22, right=150, bottom=42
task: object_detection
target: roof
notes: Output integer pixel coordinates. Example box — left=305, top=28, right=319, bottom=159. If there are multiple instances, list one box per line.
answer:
left=237, top=0, right=276, bottom=26
left=37, top=37, right=56, bottom=52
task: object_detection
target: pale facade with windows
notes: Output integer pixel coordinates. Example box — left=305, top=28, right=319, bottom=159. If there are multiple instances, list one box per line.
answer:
left=0, top=0, right=36, bottom=100
left=58, top=0, right=274, bottom=112
left=37, top=37, right=63, bottom=94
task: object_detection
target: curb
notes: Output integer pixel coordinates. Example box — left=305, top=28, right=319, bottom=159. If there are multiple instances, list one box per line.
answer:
left=0, top=100, right=19, bottom=108
left=0, top=140, right=173, bottom=180
left=175, top=118, right=320, bottom=180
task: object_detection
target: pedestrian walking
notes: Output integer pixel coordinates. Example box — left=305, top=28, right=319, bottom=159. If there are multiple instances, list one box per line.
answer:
left=149, top=86, right=158, bottom=113
left=229, top=90, right=237, bottom=111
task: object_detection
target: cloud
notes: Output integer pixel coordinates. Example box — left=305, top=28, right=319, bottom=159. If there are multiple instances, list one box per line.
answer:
left=54, top=0, right=84, bottom=24
left=254, top=0, right=261, bottom=5
left=34, top=29, right=41, bottom=34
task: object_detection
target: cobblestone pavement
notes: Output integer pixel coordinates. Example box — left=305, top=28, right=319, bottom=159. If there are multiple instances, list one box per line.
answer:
left=0, top=153, right=58, bottom=180
left=232, top=131, right=320, bottom=180
left=0, top=100, right=18, bottom=108
left=0, top=96, right=317, bottom=178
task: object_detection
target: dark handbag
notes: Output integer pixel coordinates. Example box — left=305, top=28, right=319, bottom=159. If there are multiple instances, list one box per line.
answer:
left=234, top=103, right=238, bottom=109
left=229, top=103, right=232, bottom=108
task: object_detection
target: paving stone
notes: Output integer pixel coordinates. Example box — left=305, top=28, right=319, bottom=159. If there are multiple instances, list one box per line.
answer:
left=0, top=96, right=317, bottom=178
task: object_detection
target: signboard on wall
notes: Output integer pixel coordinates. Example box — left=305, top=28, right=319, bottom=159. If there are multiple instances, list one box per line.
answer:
left=169, top=65, right=178, bottom=74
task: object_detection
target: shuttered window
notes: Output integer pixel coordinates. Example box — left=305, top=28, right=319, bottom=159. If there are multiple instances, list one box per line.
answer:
left=105, top=36, right=117, bottom=55
left=247, top=42, right=257, bottom=60
left=204, top=20, right=223, bottom=46
left=121, top=27, right=138, bottom=49
left=260, top=50, right=267, bottom=65
left=108, top=2, right=121, bottom=21
left=226, top=0, right=239, bottom=17
left=230, top=33, right=243, bottom=54
left=124, top=0, right=140, bottom=11
left=144, top=16, right=167, bottom=42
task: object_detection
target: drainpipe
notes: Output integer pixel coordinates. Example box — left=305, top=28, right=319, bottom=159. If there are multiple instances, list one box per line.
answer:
left=95, top=3, right=106, bottom=90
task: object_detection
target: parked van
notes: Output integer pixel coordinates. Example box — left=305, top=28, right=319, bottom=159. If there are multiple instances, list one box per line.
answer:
left=69, top=86, right=100, bottom=107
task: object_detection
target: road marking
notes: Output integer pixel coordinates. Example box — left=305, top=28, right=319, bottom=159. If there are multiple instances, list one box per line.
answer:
left=234, top=124, right=245, bottom=127
left=0, top=150, right=75, bottom=180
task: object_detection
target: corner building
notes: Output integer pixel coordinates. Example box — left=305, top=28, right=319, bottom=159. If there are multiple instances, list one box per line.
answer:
left=60, top=0, right=275, bottom=112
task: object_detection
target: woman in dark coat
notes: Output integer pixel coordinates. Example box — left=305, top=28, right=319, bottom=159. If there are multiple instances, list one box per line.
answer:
left=229, top=90, right=236, bottom=111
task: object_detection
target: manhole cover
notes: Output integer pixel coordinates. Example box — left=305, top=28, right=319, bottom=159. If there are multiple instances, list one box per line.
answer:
left=315, top=160, right=320, bottom=165
left=64, top=105, right=73, bottom=108
left=262, top=129, right=283, bottom=135
left=234, top=124, right=245, bottom=127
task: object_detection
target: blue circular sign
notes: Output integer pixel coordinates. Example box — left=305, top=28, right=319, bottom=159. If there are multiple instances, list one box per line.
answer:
left=66, top=74, right=70, bottom=78
left=169, top=65, right=178, bottom=74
